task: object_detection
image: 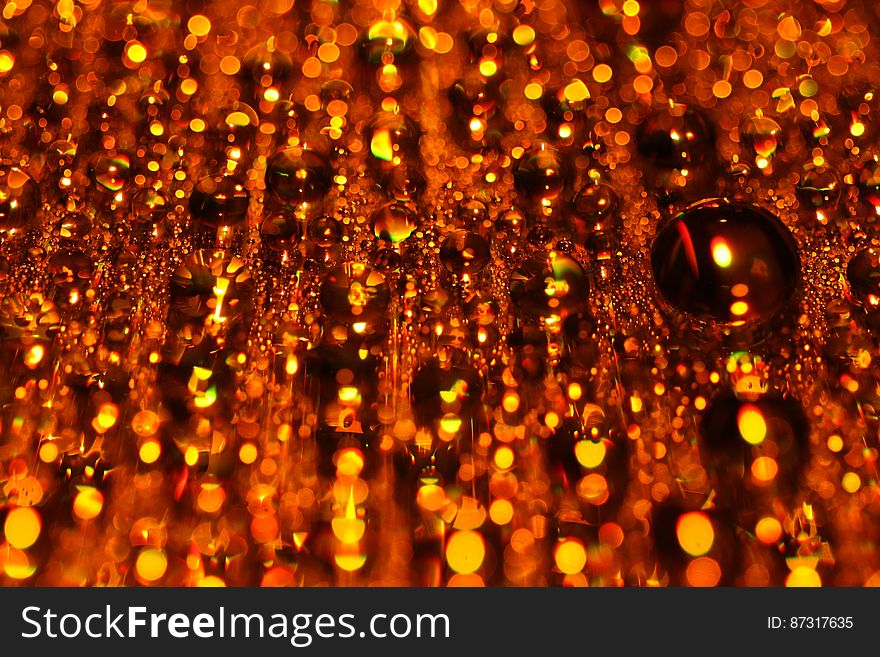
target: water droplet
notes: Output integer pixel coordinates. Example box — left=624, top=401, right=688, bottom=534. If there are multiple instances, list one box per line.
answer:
left=57, top=213, right=92, bottom=241
left=513, top=145, right=569, bottom=208
left=308, top=215, right=342, bottom=248
left=265, top=147, right=333, bottom=207
left=459, top=198, right=490, bottom=230
left=846, top=247, right=880, bottom=310
left=651, top=200, right=800, bottom=325
left=320, top=79, right=354, bottom=107
left=542, top=86, right=590, bottom=149
left=0, top=167, right=39, bottom=232
left=170, top=249, right=253, bottom=323
left=189, top=175, right=249, bottom=228
left=371, top=203, right=417, bottom=243
left=526, top=224, right=554, bottom=249
left=741, top=115, right=782, bottom=170
left=320, top=263, right=390, bottom=326
left=510, top=251, right=589, bottom=320
left=450, top=72, right=499, bottom=125
left=366, top=111, right=421, bottom=167
left=636, top=105, right=715, bottom=170
left=372, top=247, right=402, bottom=272
left=857, top=158, right=880, bottom=218
left=439, top=231, right=491, bottom=275
left=382, top=165, right=425, bottom=203
left=570, top=180, right=619, bottom=235
left=90, top=153, right=132, bottom=192
left=260, top=212, right=301, bottom=255
left=795, top=164, right=840, bottom=215
left=495, top=208, right=526, bottom=238
left=242, top=42, right=293, bottom=83
left=131, top=188, right=171, bottom=224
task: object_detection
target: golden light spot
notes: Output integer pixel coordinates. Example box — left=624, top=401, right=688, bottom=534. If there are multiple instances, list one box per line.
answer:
left=502, top=391, right=520, bottom=413
left=743, top=70, right=763, bottom=89
left=605, top=107, right=622, bottom=123
left=446, top=530, right=485, bottom=574
left=712, top=80, right=732, bottom=98
left=417, top=0, right=438, bottom=16
left=73, top=488, right=104, bottom=520
left=136, top=549, right=168, bottom=582
left=564, top=79, right=590, bottom=102
left=489, top=499, right=513, bottom=525
left=513, top=25, right=536, bottom=46
left=4, top=507, right=41, bottom=549
left=575, top=440, right=606, bottom=469
left=786, top=567, right=821, bottom=587
left=554, top=539, right=587, bottom=575
left=125, top=41, right=147, bottom=63
left=494, top=446, right=514, bottom=470
left=0, top=50, right=14, bottom=73
left=676, top=512, right=714, bottom=557
left=181, top=78, right=198, bottom=95
left=318, top=43, right=340, bottom=63
left=336, top=448, right=364, bottom=476
left=479, top=59, right=498, bottom=77
left=184, top=445, right=199, bottom=467
left=710, top=237, right=732, bottom=268
left=738, top=404, right=767, bottom=445
left=95, top=404, right=119, bottom=431
left=592, top=64, right=612, bottom=83
left=827, top=435, right=843, bottom=452
left=842, top=472, right=861, bottom=493
left=524, top=82, right=543, bottom=100
left=187, top=15, right=211, bottom=37
left=139, top=439, right=161, bottom=464
left=239, top=442, right=258, bottom=464
left=730, top=301, right=749, bottom=316
left=417, top=484, right=446, bottom=511
left=755, top=516, right=782, bottom=544
left=622, top=0, right=639, bottom=16
left=39, top=441, right=58, bottom=463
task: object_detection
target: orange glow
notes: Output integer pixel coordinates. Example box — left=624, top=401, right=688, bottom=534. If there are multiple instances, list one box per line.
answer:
left=446, top=531, right=485, bottom=574
left=737, top=404, right=767, bottom=445
left=554, top=539, right=587, bottom=574
left=676, top=512, right=714, bottom=557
